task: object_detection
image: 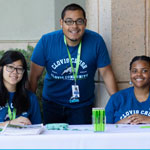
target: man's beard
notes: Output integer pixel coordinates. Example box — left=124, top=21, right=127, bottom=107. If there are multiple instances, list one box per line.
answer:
left=68, top=37, right=78, bottom=42
left=65, top=34, right=82, bottom=46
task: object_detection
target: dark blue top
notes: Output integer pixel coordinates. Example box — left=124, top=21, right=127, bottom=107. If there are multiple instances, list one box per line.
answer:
left=31, top=29, right=110, bottom=108
left=0, top=91, right=42, bottom=124
left=105, top=87, right=150, bottom=123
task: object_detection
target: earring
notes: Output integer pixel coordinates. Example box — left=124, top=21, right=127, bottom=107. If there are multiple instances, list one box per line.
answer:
left=129, top=81, right=132, bottom=85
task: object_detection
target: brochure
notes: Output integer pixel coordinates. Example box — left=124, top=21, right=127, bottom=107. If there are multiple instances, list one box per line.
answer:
left=0, top=123, right=44, bottom=135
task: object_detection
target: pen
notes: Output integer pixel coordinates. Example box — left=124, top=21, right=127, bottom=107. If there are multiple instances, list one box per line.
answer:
left=140, top=126, right=150, bottom=128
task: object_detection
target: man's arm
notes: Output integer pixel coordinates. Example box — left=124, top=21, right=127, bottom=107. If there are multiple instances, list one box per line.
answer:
left=98, top=65, right=118, bottom=95
left=28, top=62, right=44, bottom=93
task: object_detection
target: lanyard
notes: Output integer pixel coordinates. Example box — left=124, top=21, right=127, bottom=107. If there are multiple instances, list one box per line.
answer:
left=64, top=36, right=82, bottom=83
left=7, top=104, right=16, bottom=120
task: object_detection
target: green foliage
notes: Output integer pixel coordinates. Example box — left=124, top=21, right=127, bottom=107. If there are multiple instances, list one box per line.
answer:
left=0, top=46, right=45, bottom=111
left=16, top=45, right=34, bottom=71
left=0, top=50, right=5, bottom=58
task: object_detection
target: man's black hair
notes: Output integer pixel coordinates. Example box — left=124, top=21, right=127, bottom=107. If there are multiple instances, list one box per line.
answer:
left=61, top=3, right=86, bottom=20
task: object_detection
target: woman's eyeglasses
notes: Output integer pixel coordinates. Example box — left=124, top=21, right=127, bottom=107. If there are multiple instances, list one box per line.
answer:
left=6, top=65, right=24, bottom=74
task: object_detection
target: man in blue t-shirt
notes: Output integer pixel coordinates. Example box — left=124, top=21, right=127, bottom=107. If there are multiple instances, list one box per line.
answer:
left=29, top=3, right=118, bottom=125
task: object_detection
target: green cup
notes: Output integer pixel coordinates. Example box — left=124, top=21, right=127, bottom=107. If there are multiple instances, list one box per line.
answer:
left=92, top=108, right=105, bottom=132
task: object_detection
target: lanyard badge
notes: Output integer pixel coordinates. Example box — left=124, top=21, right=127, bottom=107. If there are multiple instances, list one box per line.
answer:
left=70, top=85, right=80, bottom=103
left=64, top=36, right=81, bottom=103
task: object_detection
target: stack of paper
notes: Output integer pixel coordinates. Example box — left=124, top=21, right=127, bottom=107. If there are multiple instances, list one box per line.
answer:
left=0, top=124, right=44, bottom=135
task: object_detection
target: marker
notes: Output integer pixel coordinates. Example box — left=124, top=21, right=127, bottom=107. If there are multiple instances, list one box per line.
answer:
left=140, top=126, right=150, bottom=128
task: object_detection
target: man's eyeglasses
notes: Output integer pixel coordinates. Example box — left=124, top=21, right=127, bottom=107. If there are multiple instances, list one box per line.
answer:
left=63, top=18, right=85, bottom=26
left=6, top=65, right=25, bottom=74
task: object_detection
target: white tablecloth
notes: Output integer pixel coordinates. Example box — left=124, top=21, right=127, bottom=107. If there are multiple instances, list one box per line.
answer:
left=1, top=124, right=150, bottom=149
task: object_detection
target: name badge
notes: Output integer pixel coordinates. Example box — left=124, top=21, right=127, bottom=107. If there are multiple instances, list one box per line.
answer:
left=69, top=85, right=80, bottom=103
left=72, top=85, right=80, bottom=98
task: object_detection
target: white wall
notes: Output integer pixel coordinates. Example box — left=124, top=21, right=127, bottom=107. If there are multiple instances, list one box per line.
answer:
left=0, top=0, right=55, bottom=41
left=0, top=0, right=86, bottom=41
left=0, top=0, right=85, bottom=50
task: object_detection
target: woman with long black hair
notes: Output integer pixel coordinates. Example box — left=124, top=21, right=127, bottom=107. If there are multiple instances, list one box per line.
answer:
left=0, top=50, right=41, bottom=126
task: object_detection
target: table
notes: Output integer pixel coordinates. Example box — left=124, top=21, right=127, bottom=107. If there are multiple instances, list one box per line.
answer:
left=1, top=124, right=150, bottom=149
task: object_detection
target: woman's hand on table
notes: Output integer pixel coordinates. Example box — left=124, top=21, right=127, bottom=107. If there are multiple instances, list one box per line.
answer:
left=10, top=116, right=31, bottom=125
left=116, top=114, right=150, bottom=124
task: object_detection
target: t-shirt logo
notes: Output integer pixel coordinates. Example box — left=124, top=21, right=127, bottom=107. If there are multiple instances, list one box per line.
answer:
left=61, top=67, right=73, bottom=75
left=51, top=58, right=88, bottom=80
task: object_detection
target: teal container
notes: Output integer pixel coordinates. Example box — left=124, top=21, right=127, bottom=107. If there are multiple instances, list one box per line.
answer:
left=92, top=108, right=105, bottom=132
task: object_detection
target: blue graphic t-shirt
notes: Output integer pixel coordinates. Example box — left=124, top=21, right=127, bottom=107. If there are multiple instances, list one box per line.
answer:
left=31, top=29, right=110, bottom=108
left=0, top=91, right=42, bottom=124
left=105, top=87, right=150, bottom=124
